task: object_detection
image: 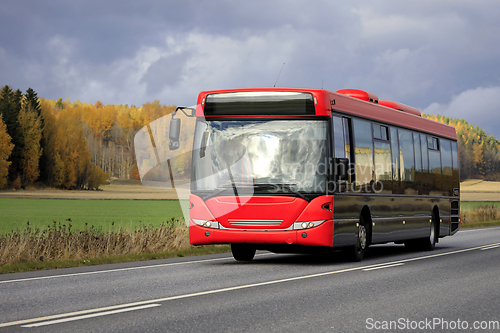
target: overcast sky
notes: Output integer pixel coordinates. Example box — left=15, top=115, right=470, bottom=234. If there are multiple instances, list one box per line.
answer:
left=1, top=1, right=500, bottom=138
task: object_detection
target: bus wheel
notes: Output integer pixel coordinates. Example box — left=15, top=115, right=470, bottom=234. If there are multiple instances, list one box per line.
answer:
left=231, top=244, right=256, bottom=261
left=343, top=217, right=368, bottom=262
left=421, top=213, right=437, bottom=251
left=405, top=213, right=437, bottom=251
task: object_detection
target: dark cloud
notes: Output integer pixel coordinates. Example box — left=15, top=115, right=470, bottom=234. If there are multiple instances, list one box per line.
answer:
left=140, top=53, right=188, bottom=95
left=1, top=0, right=500, bottom=137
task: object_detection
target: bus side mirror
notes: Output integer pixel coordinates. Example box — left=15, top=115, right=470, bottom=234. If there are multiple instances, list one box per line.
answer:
left=169, top=118, right=181, bottom=150
left=335, top=158, right=349, bottom=181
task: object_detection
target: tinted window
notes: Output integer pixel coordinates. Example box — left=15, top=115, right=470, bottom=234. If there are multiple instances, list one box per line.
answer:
left=420, top=133, right=430, bottom=195
left=451, top=141, right=460, bottom=192
left=343, top=118, right=353, bottom=183
left=204, top=92, right=315, bottom=115
left=428, top=136, right=439, bottom=150
left=390, top=127, right=400, bottom=194
left=398, top=129, right=416, bottom=194
left=414, top=132, right=422, bottom=195
left=353, top=119, right=374, bottom=192
left=429, top=139, right=442, bottom=195
left=441, top=139, right=453, bottom=196
left=333, top=116, right=344, bottom=158
left=374, top=140, right=392, bottom=193
left=373, top=124, right=389, bottom=141
left=373, top=124, right=381, bottom=140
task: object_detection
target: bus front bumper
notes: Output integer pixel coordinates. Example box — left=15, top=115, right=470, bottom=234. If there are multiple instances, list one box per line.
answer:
left=189, top=219, right=334, bottom=247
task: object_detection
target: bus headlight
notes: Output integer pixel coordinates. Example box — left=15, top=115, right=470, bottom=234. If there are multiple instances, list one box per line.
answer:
left=192, top=219, right=219, bottom=229
left=294, top=220, right=326, bottom=230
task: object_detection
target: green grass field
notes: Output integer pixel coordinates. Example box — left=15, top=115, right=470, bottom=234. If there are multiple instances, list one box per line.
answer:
left=0, top=198, right=187, bottom=235
left=460, top=201, right=500, bottom=210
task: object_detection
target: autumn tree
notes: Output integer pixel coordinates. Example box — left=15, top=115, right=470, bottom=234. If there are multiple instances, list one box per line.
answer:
left=0, top=114, right=14, bottom=187
left=423, top=114, right=500, bottom=180
left=17, top=102, right=43, bottom=184
left=0, top=86, right=23, bottom=181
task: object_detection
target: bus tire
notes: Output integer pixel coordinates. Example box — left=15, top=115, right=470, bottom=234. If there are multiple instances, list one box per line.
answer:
left=405, top=212, right=437, bottom=251
left=343, top=215, right=368, bottom=262
left=421, top=212, right=438, bottom=251
left=231, top=244, right=256, bottom=261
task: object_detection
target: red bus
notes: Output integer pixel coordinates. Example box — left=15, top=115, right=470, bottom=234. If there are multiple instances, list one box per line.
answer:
left=168, top=88, right=460, bottom=261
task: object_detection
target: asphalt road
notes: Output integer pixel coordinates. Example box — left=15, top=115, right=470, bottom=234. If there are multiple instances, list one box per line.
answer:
left=1, top=227, right=500, bottom=332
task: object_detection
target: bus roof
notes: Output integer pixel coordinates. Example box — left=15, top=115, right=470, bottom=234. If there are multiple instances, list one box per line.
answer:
left=196, top=87, right=457, bottom=141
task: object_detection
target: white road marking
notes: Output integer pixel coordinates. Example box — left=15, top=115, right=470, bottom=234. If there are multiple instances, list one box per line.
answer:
left=363, top=263, right=404, bottom=271
left=0, top=252, right=272, bottom=285
left=2, top=242, right=499, bottom=328
left=2, top=227, right=498, bottom=286
left=480, top=245, right=499, bottom=251
left=21, top=304, right=161, bottom=328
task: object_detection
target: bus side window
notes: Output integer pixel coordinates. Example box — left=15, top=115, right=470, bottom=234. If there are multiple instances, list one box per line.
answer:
left=398, top=129, right=416, bottom=195
left=451, top=141, right=460, bottom=193
left=420, top=133, right=430, bottom=195
left=373, top=139, right=392, bottom=194
left=428, top=136, right=442, bottom=195
left=333, top=116, right=345, bottom=158
left=341, top=117, right=354, bottom=184
left=390, top=127, right=401, bottom=194
left=352, top=118, right=374, bottom=192
left=441, top=139, right=453, bottom=196
left=413, top=132, right=423, bottom=195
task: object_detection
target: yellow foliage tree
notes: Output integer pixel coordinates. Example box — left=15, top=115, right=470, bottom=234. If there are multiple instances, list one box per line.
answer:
left=17, top=104, right=43, bottom=184
left=0, top=114, right=14, bottom=187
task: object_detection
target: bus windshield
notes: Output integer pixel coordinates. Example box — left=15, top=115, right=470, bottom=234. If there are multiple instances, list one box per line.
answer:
left=191, top=119, right=329, bottom=196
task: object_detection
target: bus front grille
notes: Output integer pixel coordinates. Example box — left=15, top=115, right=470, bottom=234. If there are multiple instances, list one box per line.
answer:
left=227, top=219, right=284, bottom=227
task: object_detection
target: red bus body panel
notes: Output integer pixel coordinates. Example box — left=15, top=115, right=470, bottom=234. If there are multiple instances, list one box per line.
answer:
left=189, top=220, right=334, bottom=247
left=378, top=100, right=422, bottom=117
left=189, top=194, right=334, bottom=247
left=336, top=89, right=379, bottom=103
left=206, top=196, right=307, bottom=230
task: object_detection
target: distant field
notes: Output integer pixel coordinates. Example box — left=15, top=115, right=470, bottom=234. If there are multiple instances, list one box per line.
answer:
left=0, top=198, right=186, bottom=235
left=460, top=180, right=500, bottom=192
left=460, top=180, right=500, bottom=201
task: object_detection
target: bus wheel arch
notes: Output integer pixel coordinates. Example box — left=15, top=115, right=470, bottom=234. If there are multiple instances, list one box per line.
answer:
left=406, top=206, right=438, bottom=251
left=343, top=206, right=372, bottom=261
left=361, top=206, right=373, bottom=247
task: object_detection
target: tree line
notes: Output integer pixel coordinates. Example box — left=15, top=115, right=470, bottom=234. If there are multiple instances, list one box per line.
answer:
left=0, top=85, right=177, bottom=189
left=1, top=85, right=499, bottom=190
left=423, top=114, right=500, bottom=181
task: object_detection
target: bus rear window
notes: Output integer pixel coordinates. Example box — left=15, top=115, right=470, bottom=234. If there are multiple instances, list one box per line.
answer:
left=204, top=91, right=316, bottom=115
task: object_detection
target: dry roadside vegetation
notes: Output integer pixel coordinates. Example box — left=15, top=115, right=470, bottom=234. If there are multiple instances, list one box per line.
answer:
left=460, top=180, right=500, bottom=226
left=0, top=220, right=190, bottom=266
left=461, top=205, right=500, bottom=226
left=1, top=181, right=500, bottom=268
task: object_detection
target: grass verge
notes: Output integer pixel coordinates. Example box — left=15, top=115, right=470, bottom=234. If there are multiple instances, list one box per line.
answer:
left=459, top=220, right=500, bottom=229
left=0, top=245, right=231, bottom=274
left=460, top=201, right=500, bottom=210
